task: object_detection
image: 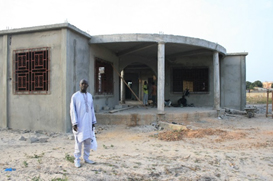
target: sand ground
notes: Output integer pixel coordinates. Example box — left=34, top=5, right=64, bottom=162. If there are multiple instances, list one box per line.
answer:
left=1, top=114, right=273, bottom=181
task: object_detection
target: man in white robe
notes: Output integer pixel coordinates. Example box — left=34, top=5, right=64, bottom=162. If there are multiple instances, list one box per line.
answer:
left=70, top=79, right=97, bottom=168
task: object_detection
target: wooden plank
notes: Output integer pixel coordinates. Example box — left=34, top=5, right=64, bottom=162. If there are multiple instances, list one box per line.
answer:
left=109, top=106, right=134, bottom=113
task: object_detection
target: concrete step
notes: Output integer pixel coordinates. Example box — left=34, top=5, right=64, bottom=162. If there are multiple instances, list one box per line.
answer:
left=96, top=110, right=217, bottom=126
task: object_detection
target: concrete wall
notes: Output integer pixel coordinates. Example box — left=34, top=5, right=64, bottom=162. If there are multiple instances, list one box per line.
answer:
left=119, top=55, right=157, bottom=74
left=166, top=56, right=214, bottom=107
left=89, top=44, right=119, bottom=113
left=2, top=30, right=65, bottom=132
left=221, top=54, right=246, bottom=110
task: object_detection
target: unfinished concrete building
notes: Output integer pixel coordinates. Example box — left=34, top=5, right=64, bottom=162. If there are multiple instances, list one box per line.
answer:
left=0, top=23, right=248, bottom=132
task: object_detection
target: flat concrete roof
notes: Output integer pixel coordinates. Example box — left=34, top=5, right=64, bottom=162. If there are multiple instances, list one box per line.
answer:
left=0, top=23, right=228, bottom=58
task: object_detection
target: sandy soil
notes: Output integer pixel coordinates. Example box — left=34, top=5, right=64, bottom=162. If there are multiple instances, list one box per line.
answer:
left=1, top=114, right=273, bottom=181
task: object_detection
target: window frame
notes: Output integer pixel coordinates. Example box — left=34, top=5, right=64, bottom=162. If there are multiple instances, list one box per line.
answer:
left=13, top=47, right=50, bottom=95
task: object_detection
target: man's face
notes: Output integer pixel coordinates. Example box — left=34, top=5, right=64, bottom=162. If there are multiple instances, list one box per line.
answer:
left=80, top=80, right=89, bottom=92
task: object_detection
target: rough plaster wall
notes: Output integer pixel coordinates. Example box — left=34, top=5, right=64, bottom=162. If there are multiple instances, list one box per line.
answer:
left=119, top=55, right=157, bottom=74
left=166, top=56, right=214, bottom=107
left=89, top=45, right=119, bottom=112
left=221, top=55, right=246, bottom=110
left=6, top=30, right=64, bottom=132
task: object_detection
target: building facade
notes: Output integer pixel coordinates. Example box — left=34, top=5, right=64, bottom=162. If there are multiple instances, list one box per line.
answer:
left=0, top=23, right=248, bottom=132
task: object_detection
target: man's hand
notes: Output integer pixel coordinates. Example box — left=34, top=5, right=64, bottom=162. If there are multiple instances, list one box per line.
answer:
left=73, top=125, right=78, bottom=132
left=92, top=124, right=95, bottom=131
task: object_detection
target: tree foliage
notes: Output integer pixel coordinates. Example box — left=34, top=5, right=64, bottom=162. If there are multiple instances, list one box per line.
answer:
left=253, top=80, right=263, bottom=88
left=246, top=81, right=253, bottom=90
left=246, top=80, right=263, bottom=90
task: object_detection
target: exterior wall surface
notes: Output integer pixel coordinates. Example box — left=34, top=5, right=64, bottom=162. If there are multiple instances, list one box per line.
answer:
left=221, top=55, right=246, bottom=110
left=3, top=30, right=65, bottom=132
left=89, top=45, right=119, bottom=113
left=119, top=55, right=157, bottom=74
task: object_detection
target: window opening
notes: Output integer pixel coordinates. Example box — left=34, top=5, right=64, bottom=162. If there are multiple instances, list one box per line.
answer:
left=95, top=58, right=113, bottom=95
left=172, top=68, right=208, bottom=93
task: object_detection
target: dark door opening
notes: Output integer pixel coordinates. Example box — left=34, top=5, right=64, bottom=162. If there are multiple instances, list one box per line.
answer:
left=125, top=80, right=132, bottom=99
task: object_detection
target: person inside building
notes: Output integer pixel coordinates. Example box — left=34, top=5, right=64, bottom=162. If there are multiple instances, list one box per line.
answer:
left=151, top=82, right=157, bottom=107
left=143, top=81, right=148, bottom=106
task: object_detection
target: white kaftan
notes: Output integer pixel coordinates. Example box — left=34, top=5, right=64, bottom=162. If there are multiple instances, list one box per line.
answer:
left=70, top=91, right=97, bottom=143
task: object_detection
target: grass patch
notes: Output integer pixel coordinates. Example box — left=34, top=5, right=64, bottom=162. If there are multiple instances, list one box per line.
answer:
left=65, top=153, right=74, bottom=163
left=246, top=96, right=272, bottom=104
left=51, top=177, right=68, bottom=181
left=25, top=153, right=45, bottom=159
left=31, top=176, right=40, bottom=181
left=23, top=161, right=28, bottom=167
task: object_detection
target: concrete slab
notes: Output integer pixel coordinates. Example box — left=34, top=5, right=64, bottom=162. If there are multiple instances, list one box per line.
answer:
left=96, top=106, right=217, bottom=126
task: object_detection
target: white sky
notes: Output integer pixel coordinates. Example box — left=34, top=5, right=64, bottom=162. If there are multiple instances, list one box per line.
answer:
left=1, top=0, right=272, bottom=82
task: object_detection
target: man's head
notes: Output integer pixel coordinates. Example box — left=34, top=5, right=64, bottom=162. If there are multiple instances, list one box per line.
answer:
left=79, top=79, right=89, bottom=93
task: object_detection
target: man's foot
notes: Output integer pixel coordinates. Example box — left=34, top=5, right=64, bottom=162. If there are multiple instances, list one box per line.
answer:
left=84, top=159, right=96, bottom=164
left=74, top=160, right=81, bottom=168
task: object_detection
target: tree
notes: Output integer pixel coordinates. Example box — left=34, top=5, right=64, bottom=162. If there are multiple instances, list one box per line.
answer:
left=252, top=80, right=263, bottom=88
left=246, top=81, right=252, bottom=89
left=271, top=83, right=273, bottom=88
left=246, top=81, right=254, bottom=90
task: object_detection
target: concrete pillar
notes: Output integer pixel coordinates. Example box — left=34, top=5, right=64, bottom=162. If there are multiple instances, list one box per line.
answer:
left=213, top=51, right=220, bottom=110
left=157, top=42, right=165, bottom=113
left=1, top=35, right=8, bottom=128
left=120, top=70, right=125, bottom=103
left=61, top=28, right=70, bottom=132
left=240, top=56, right=246, bottom=110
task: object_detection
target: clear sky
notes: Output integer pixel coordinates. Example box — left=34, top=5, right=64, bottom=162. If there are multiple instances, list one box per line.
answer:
left=1, top=0, right=272, bottom=82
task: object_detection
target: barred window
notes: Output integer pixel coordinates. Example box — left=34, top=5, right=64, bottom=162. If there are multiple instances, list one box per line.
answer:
left=14, top=47, right=50, bottom=94
left=95, top=58, right=113, bottom=95
left=172, top=68, right=208, bottom=93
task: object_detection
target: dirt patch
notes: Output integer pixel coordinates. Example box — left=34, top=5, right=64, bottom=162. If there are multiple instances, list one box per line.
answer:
left=1, top=116, right=273, bottom=180
left=264, top=131, right=273, bottom=135
left=157, top=128, right=246, bottom=141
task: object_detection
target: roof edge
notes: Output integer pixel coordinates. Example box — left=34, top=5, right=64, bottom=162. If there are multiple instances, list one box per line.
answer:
left=226, top=52, right=248, bottom=56
left=0, top=23, right=91, bottom=39
left=90, top=34, right=226, bottom=55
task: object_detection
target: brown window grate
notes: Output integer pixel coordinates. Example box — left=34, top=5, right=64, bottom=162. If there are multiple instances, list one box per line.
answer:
left=13, top=47, right=50, bottom=94
left=172, top=68, right=208, bottom=93
left=95, top=58, right=113, bottom=95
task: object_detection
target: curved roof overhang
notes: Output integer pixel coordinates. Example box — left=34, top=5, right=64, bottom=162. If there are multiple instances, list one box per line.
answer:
left=90, top=34, right=226, bottom=60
